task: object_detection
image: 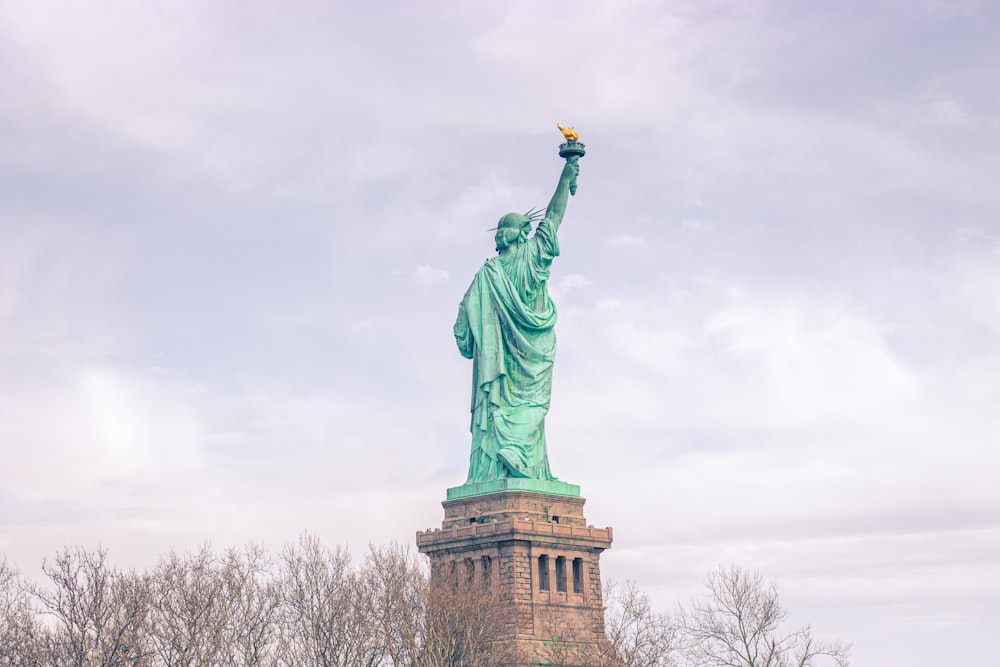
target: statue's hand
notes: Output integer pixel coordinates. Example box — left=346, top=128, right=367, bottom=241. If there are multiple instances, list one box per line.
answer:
left=564, top=157, right=580, bottom=180
left=563, top=157, right=580, bottom=196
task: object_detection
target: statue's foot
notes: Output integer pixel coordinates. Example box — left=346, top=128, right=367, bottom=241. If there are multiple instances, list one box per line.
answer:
left=497, top=449, right=530, bottom=478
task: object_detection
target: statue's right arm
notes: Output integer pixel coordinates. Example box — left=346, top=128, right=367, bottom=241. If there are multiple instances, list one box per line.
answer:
left=544, top=157, right=580, bottom=232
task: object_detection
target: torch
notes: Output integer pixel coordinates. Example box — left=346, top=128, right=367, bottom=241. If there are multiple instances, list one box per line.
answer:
left=557, top=123, right=586, bottom=196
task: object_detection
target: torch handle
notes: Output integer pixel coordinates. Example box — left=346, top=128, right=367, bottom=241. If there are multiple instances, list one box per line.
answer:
left=567, top=155, right=580, bottom=196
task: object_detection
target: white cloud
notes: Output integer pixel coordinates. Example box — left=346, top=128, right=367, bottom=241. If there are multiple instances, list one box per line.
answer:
left=448, top=173, right=520, bottom=229
left=919, top=80, right=973, bottom=127
left=0, top=366, right=205, bottom=499
left=703, top=298, right=917, bottom=427
left=551, top=273, right=592, bottom=296
left=955, top=251, right=1000, bottom=335
left=609, top=234, right=644, bottom=247
left=555, top=290, right=918, bottom=443
left=681, top=218, right=710, bottom=232
left=412, top=265, right=450, bottom=286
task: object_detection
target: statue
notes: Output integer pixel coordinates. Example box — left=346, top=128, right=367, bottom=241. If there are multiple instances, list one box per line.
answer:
left=453, top=126, right=585, bottom=483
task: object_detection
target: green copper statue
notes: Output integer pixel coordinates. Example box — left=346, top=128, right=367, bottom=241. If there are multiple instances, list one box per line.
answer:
left=453, top=127, right=585, bottom=483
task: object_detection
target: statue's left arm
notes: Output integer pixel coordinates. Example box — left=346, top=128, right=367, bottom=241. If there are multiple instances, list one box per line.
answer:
left=454, top=296, right=474, bottom=359
left=544, top=157, right=580, bottom=234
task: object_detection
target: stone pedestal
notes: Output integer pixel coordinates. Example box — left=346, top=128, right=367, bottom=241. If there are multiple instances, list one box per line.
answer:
left=417, top=489, right=613, bottom=666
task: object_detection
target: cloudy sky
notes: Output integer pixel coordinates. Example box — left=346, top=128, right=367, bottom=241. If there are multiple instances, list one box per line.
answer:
left=2, top=1, right=999, bottom=664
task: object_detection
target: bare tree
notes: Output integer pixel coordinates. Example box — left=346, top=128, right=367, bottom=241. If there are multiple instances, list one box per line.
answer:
left=527, top=580, right=677, bottom=667
left=604, top=580, right=678, bottom=667
left=34, top=546, right=153, bottom=666
left=275, top=533, right=383, bottom=667
left=149, top=542, right=281, bottom=667
left=0, top=558, right=46, bottom=665
left=421, top=567, right=515, bottom=667
left=364, top=543, right=515, bottom=667
left=148, top=543, right=228, bottom=665
left=217, top=543, right=281, bottom=667
left=678, top=565, right=850, bottom=667
left=532, top=603, right=615, bottom=667
left=364, top=543, right=427, bottom=667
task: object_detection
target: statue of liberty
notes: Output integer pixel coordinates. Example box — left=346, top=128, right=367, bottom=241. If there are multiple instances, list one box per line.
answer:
left=453, top=129, right=583, bottom=483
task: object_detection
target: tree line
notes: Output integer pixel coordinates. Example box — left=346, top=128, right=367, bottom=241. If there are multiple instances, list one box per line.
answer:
left=1, top=535, right=849, bottom=666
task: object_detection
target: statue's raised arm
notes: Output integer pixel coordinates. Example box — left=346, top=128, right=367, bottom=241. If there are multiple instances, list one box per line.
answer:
left=545, top=156, right=580, bottom=233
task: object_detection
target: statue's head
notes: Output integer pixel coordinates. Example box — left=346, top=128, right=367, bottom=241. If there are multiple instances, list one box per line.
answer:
left=494, top=208, right=544, bottom=252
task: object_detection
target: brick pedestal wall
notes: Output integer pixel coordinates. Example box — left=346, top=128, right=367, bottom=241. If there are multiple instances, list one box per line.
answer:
left=417, top=491, right=614, bottom=666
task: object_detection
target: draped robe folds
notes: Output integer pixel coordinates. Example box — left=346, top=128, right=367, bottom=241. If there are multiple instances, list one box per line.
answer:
left=454, top=218, right=560, bottom=481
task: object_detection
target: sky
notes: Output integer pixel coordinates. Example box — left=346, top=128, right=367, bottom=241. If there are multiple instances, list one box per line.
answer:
left=1, top=1, right=999, bottom=664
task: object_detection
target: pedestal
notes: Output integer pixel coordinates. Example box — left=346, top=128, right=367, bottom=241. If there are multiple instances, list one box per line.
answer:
left=417, top=489, right=614, bottom=666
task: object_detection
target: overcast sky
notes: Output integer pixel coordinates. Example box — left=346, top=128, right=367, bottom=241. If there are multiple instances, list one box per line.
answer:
left=2, top=1, right=999, bottom=665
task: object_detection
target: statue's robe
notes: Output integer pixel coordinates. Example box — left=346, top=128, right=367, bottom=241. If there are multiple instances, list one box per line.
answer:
left=454, top=218, right=560, bottom=481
